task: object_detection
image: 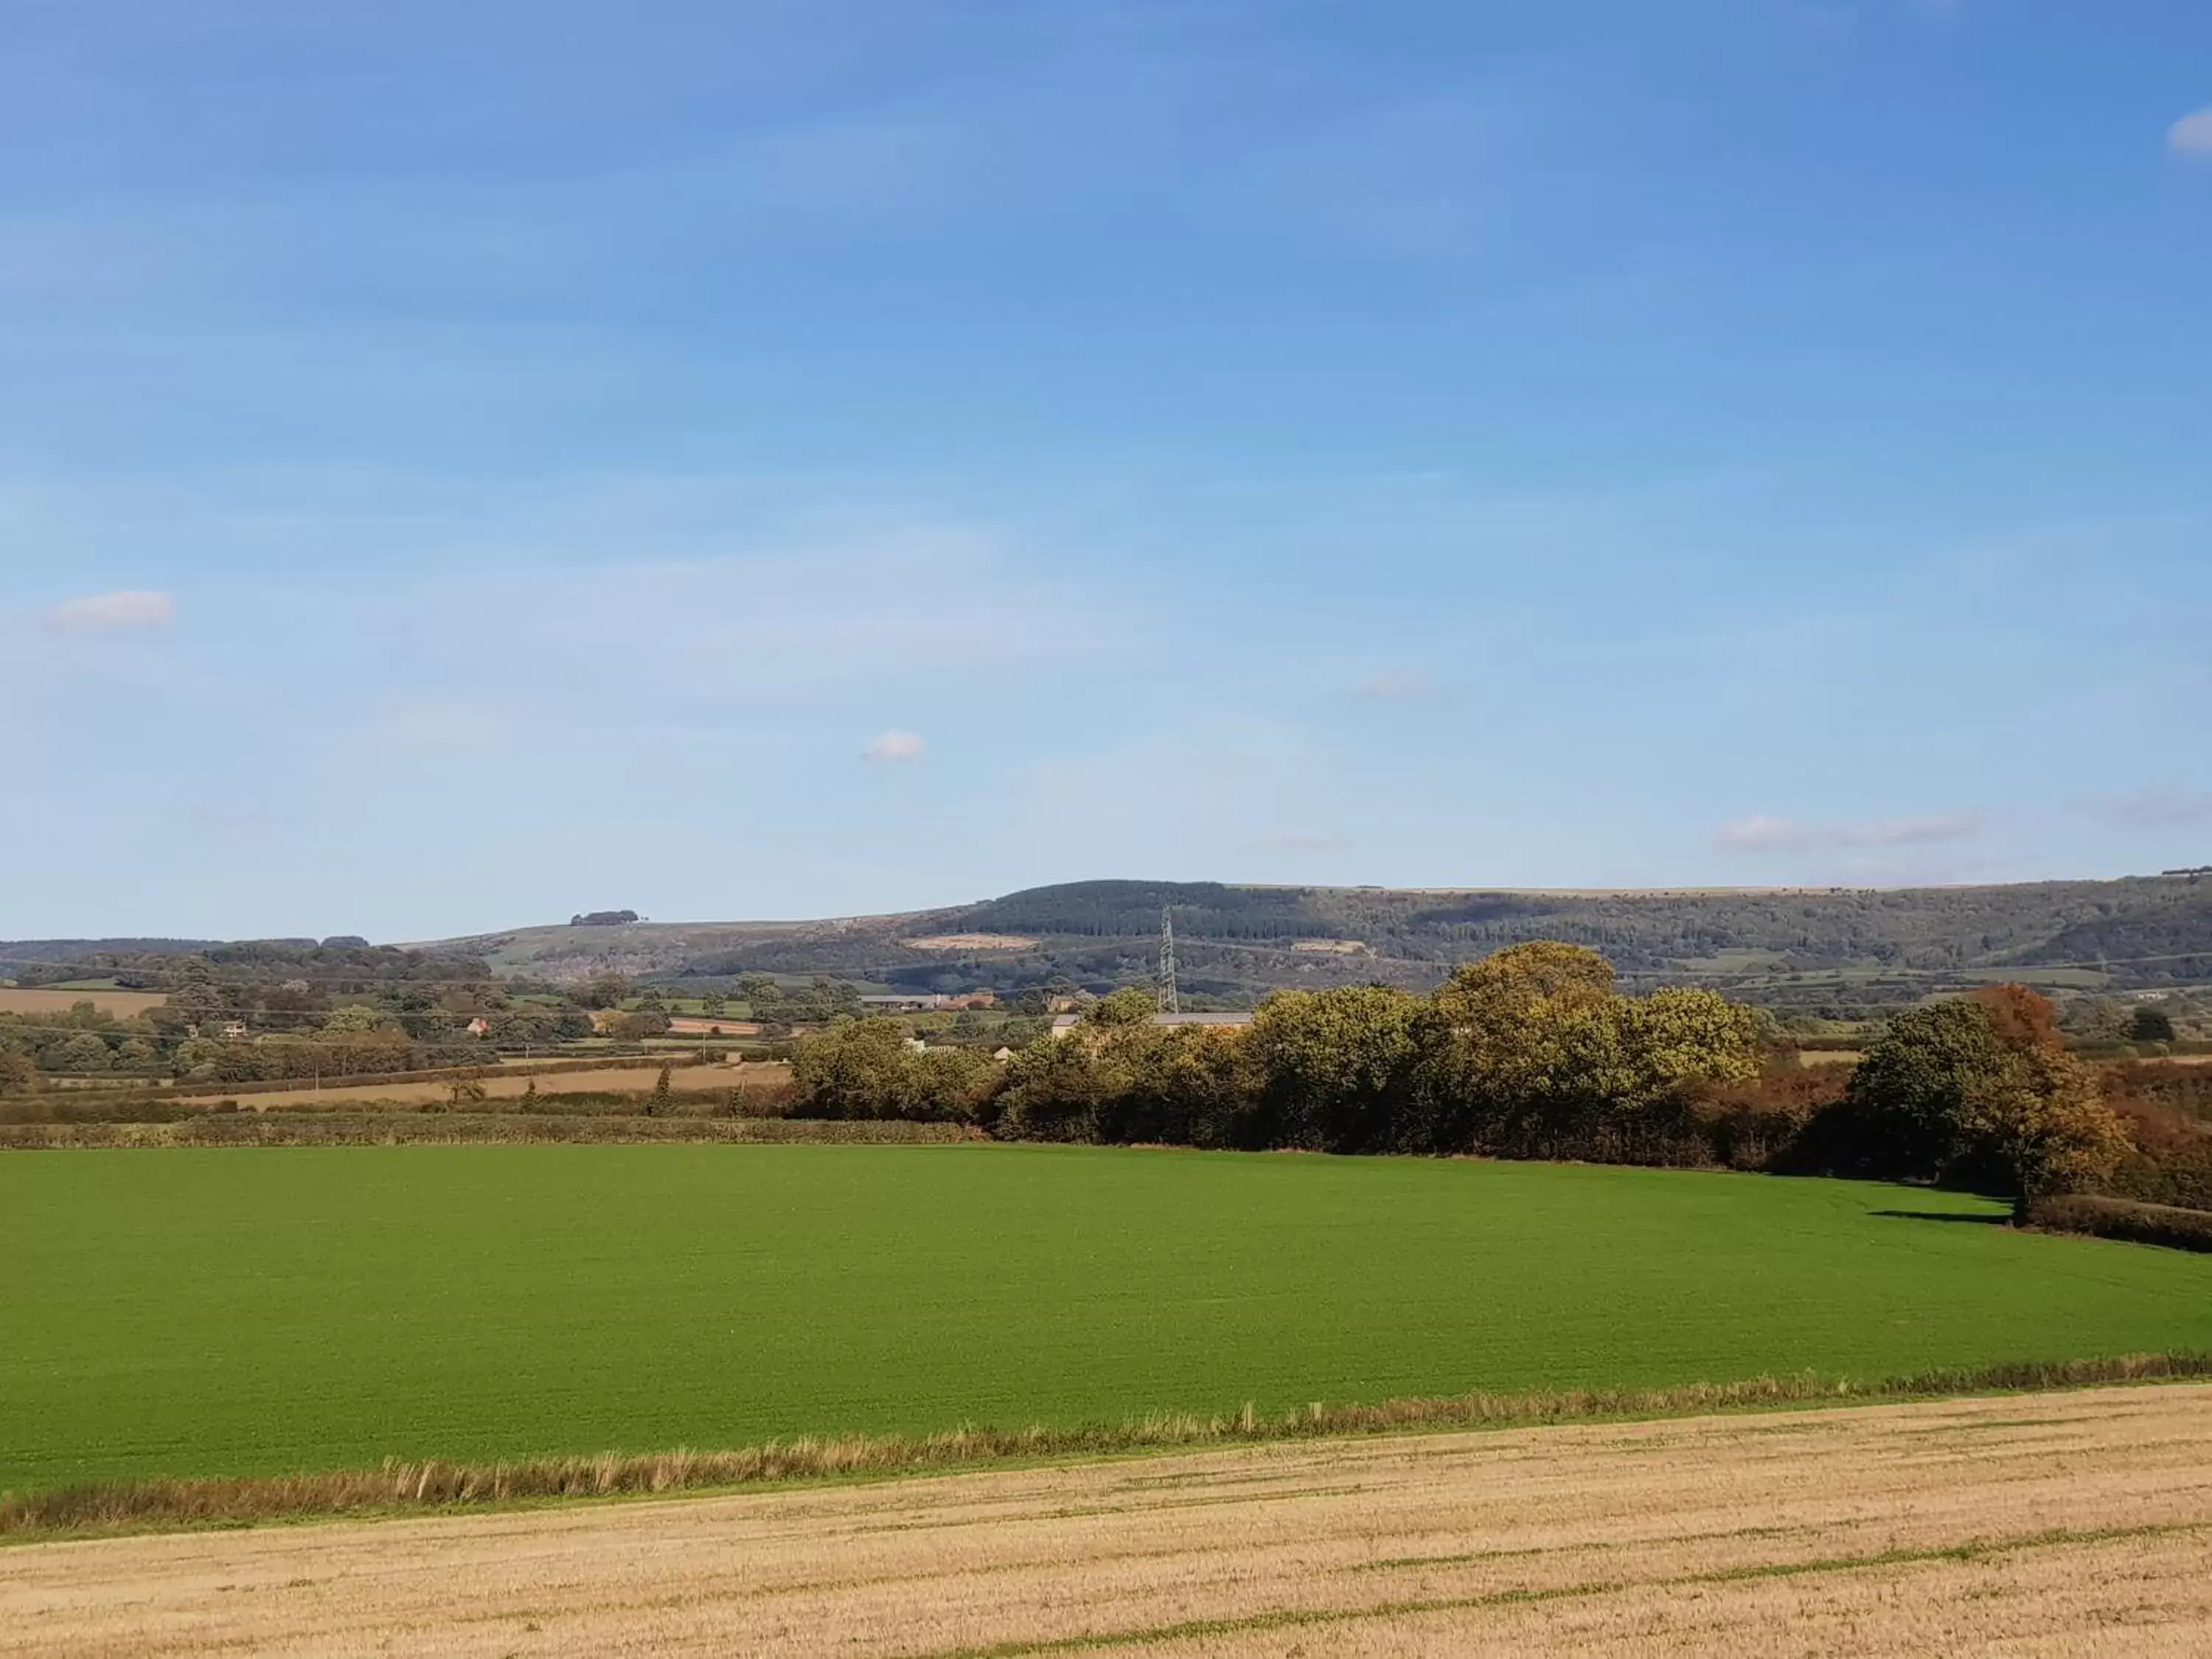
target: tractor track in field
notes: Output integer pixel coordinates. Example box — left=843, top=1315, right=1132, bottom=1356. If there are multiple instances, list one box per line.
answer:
left=8, top=1382, right=2212, bottom=1656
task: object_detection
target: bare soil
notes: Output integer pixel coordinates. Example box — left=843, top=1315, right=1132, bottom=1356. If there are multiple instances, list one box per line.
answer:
left=7, top=1383, right=2210, bottom=1657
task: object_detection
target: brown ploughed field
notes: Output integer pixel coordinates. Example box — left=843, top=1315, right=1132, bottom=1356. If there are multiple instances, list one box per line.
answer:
left=188, top=1060, right=787, bottom=1110
left=7, top=1383, right=2212, bottom=1657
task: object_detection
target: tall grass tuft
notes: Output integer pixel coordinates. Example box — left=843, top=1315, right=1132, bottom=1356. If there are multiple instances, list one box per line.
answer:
left=6, top=1352, right=2209, bottom=1543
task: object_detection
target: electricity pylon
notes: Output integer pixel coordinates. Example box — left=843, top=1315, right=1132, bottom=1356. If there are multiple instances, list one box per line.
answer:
left=1158, top=905, right=1180, bottom=1015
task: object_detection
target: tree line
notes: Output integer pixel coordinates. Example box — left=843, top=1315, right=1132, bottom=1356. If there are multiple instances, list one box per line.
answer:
left=790, top=942, right=2136, bottom=1204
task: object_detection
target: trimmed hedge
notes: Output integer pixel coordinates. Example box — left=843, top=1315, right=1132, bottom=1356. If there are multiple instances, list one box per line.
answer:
left=2025, top=1194, right=2212, bottom=1253
left=0, top=1114, right=983, bottom=1150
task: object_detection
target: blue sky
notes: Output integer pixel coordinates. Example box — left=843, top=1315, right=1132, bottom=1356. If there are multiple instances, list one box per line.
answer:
left=4, top=0, right=2209, bottom=941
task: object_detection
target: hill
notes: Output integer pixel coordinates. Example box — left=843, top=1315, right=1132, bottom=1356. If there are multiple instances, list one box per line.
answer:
left=430, top=873, right=2212, bottom=1015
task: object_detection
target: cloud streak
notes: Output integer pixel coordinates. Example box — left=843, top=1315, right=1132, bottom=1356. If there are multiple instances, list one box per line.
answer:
left=1713, top=812, right=1983, bottom=853
left=1352, top=669, right=1434, bottom=700
left=863, top=728, right=925, bottom=763
left=2171, top=107, right=2212, bottom=159
left=2071, top=789, right=2212, bottom=830
left=46, top=590, right=175, bottom=632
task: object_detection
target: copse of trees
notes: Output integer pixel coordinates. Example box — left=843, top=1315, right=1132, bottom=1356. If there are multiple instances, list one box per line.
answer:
left=731, top=975, right=863, bottom=1032
left=1840, top=984, right=2126, bottom=1203
left=0, top=1004, right=167, bottom=1078
left=1410, top=944, right=1763, bottom=1161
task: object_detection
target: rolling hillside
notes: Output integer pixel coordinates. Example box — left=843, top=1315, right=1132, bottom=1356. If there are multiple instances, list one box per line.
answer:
left=434, top=874, right=2212, bottom=1015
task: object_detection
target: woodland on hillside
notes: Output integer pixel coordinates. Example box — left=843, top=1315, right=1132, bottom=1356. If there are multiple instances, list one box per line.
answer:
left=542, top=875, right=2212, bottom=1013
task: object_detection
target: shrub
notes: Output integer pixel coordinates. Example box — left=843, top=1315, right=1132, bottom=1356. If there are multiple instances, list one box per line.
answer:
left=2129, top=1006, right=2177, bottom=1043
left=2025, top=1194, right=2212, bottom=1253
left=0, top=1049, right=36, bottom=1096
left=2106, top=1096, right=2212, bottom=1211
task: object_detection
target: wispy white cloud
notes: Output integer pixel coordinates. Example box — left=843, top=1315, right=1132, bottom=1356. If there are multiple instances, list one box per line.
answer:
left=1714, top=811, right=1983, bottom=853
left=1352, top=669, right=1434, bottom=700
left=2071, top=788, right=2212, bottom=830
left=45, top=589, right=175, bottom=632
left=2171, top=107, right=2212, bottom=159
left=863, top=728, right=925, bottom=763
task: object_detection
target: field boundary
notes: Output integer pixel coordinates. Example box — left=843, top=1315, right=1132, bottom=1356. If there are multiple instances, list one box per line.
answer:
left=0, top=1114, right=981, bottom=1150
left=153, top=1051, right=726, bottom=1101
left=6, top=1352, right=2207, bottom=1544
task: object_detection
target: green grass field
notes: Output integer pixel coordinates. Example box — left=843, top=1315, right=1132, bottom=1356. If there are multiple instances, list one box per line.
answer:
left=6, top=1144, right=2212, bottom=1495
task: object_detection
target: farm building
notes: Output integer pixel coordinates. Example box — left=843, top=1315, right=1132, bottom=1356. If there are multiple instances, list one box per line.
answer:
left=859, top=991, right=999, bottom=1012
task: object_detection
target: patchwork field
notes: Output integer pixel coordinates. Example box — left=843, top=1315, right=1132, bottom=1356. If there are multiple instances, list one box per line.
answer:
left=165, top=1059, right=784, bottom=1110
left=7, top=1145, right=2212, bottom=1499
left=7, top=1384, right=2211, bottom=1656
left=0, top=987, right=166, bottom=1018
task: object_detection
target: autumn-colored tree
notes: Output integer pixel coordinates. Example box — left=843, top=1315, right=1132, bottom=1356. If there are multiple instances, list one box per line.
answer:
left=1416, top=945, right=1761, bottom=1157
left=1428, top=942, right=1623, bottom=1118
left=1968, top=984, right=2065, bottom=1054
left=1848, top=985, right=2124, bottom=1199
left=1615, top=987, right=1762, bottom=1106
left=1964, top=1047, right=2126, bottom=1201
left=1430, top=941, right=1615, bottom=1029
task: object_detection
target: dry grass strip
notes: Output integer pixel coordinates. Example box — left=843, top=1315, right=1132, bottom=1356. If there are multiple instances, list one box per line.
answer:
left=6, top=1352, right=2208, bottom=1543
left=9, top=1383, right=2212, bottom=1658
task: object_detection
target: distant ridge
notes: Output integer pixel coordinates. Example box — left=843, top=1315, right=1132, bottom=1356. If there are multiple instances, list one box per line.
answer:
left=425, top=873, right=2212, bottom=1014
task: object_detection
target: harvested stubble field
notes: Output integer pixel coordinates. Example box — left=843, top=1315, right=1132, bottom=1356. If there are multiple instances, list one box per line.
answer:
left=7, top=1383, right=2211, bottom=1657
left=7, top=1147, right=2212, bottom=1500
left=0, top=987, right=166, bottom=1018
left=167, top=1059, right=787, bottom=1110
